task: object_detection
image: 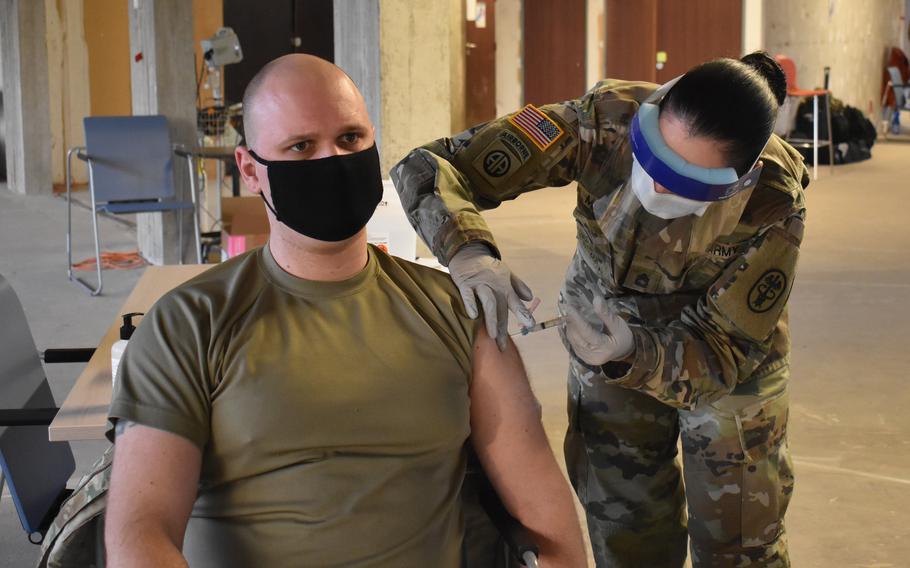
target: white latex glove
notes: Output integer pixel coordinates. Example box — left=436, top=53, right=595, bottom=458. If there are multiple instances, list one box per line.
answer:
left=565, top=297, right=635, bottom=366
left=447, top=243, right=536, bottom=351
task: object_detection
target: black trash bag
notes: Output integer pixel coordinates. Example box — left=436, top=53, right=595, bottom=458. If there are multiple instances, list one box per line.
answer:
left=793, top=96, right=876, bottom=165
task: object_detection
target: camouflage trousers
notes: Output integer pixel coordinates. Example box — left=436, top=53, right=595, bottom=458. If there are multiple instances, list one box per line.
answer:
left=565, top=357, right=794, bottom=568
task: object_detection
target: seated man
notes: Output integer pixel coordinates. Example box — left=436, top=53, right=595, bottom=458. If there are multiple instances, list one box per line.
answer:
left=104, top=54, right=586, bottom=568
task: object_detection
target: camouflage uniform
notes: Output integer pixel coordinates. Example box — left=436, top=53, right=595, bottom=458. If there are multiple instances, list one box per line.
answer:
left=37, top=444, right=112, bottom=567
left=391, top=80, right=808, bottom=568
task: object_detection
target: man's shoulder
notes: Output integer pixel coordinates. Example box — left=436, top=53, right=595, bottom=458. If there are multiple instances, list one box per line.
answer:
left=371, top=246, right=478, bottom=333
left=151, top=247, right=266, bottom=320
left=373, top=247, right=459, bottom=297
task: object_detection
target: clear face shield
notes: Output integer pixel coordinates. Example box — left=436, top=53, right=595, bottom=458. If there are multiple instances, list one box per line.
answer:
left=630, top=76, right=767, bottom=203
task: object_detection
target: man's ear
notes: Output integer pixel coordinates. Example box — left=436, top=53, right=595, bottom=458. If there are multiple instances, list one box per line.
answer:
left=235, top=146, right=263, bottom=195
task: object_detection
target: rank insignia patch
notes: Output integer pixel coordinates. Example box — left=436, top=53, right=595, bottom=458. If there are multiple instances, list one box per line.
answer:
left=508, top=104, right=564, bottom=151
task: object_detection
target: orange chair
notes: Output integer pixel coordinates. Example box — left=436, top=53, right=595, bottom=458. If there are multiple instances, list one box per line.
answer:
left=775, top=55, right=834, bottom=180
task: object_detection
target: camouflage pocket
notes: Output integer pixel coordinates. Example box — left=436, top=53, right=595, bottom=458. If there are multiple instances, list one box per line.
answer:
left=683, top=388, right=791, bottom=548
left=717, top=389, right=789, bottom=547
left=732, top=390, right=791, bottom=547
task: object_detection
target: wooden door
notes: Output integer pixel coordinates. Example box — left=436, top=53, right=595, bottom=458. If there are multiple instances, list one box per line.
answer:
left=606, top=0, right=657, bottom=82
left=604, top=0, right=742, bottom=85
left=655, top=0, right=742, bottom=83
left=465, top=0, right=497, bottom=126
left=523, top=0, right=586, bottom=106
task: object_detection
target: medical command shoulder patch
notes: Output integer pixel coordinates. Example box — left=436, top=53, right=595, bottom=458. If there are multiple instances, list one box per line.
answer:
left=508, top=104, right=564, bottom=151
left=747, top=269, right=788, bottom=313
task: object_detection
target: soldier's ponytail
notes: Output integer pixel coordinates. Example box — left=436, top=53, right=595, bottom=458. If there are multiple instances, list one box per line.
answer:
left=659, top=51, right=786, bottom=176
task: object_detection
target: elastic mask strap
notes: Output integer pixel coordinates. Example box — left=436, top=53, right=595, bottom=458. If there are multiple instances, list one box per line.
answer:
left=257, top=192, right=280, bottom=220
left=246, top=148, right=279, bottom=218
left=247, top=148, right=270, bottom=166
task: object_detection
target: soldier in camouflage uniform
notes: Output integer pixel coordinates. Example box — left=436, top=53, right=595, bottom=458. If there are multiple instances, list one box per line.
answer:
left=391, top=53, right=808, bottom=567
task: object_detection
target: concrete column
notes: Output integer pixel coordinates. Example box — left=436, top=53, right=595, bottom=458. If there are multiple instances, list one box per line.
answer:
left=586, top=0, right=605, bottom=90
left=742, top=0, right=764, bottom=55
left=333, top=0, right=383, bottom=155
left=128, top=0, right=197, bottom=265
left=333, top=0, right=466, bottom=174
left=495, top=0, right=522, bottom=116
left=0, top=0, right=53, bottom=195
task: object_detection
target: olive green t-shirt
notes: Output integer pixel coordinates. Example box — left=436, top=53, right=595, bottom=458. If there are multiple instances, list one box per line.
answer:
left=109, top=244, right=479, bottom=567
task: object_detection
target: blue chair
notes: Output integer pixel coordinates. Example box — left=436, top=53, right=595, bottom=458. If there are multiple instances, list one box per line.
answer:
left=66, top=115, right=201, bottom=296
left=0, top=273, right=94, bottom=544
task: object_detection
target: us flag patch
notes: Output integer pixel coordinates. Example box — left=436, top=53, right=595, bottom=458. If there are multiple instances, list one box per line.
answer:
left=508, top=105, right=564, bottom=151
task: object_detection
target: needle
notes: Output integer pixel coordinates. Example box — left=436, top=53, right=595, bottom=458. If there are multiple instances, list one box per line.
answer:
left=510, top=316, right=567, bottom=337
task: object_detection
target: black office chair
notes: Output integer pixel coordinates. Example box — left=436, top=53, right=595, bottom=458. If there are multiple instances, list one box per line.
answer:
left=0, top=273, right=94, bottom=544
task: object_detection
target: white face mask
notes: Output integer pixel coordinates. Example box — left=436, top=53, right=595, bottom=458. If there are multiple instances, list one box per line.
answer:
left=629, top=157, right=710, bottom=220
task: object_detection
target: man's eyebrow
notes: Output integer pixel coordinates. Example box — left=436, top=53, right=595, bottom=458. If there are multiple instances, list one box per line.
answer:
left=275, top=124, right=369, bottom=147
left=276, top=132, right=317, bottom=147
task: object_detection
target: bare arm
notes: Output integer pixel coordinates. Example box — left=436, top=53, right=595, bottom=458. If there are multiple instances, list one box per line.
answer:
left=470, top=329, right=587, bottom=567
left=105, top=420, right=202, bottom=568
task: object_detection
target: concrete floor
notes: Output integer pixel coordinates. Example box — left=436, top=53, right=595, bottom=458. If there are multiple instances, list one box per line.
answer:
left=2, top=140, right=909, bottom=566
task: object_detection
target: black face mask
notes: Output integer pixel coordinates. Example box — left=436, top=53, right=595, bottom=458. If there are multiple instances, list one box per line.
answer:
left=248, top=144, right=383, bottom=242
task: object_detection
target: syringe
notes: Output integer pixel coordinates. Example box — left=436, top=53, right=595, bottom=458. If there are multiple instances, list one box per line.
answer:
left=511, top=316, right=567, bottom=337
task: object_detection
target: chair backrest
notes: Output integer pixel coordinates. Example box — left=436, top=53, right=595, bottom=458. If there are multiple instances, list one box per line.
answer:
left=775, top=54, right=799, bottom=93
left=0, top=274, right=75, bottom=535
left=83, top=115, right=176, bottom=204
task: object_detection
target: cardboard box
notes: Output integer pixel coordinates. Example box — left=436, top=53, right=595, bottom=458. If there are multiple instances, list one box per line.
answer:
left=221, top=197, right=269, bottom=258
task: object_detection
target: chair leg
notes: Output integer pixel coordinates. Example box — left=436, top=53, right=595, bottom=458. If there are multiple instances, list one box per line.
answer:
left=826, top=92, right=834, bottom=175
left=812, top=94, right=819, bottom=180
left=178, top=208, right=184, bottom=265
left=66, top=150, right=75, bottom=283
left=186, top=154, right=203, bottom=264
left=72, top=160, right=104, bottom=296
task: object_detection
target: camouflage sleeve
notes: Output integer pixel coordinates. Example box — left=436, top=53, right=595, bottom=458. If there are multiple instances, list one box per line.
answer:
left=390, top=102, right=585, bottom=264
left=606, top=212, right=805, bottom=409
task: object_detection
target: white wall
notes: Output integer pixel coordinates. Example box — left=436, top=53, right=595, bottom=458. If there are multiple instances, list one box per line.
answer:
left=764, top=0, right=906, bottom=117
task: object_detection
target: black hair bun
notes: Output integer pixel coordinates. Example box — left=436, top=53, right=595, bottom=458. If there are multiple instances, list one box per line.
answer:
left=741, top=51, right=787, bottom=106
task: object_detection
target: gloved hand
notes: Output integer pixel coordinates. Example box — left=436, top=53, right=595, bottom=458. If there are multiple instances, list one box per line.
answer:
left=565, top=297, right=635, bottom=366
left=448, top=242, right=536, bottom=351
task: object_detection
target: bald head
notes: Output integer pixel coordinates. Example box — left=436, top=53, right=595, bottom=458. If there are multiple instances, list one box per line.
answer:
left=241, top=54, right=370, bottom=152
